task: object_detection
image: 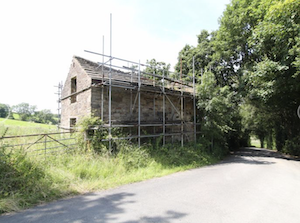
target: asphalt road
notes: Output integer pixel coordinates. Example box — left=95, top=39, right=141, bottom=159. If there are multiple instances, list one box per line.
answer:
left=1, top=147, right=300, bottom=223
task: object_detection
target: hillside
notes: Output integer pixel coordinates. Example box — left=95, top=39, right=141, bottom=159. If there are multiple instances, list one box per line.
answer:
left=0, top=118, right=57, bottom=136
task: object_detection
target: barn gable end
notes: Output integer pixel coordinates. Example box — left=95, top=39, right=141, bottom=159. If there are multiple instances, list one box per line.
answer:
left=61, top=56, right=93, bottom=129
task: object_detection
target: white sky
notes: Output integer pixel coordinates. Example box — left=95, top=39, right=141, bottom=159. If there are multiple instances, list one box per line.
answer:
left=0, top=0, right=231, bottom=113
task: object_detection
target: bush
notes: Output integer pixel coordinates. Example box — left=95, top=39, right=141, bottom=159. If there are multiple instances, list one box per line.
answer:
left=0, top=146, right=54, bottom=213
left=147, top=141, right=223, bottom=168
left=76, top=116, right=108, bottom=153
left=117, top=142, right=151, bottom=170
left=283, top=137, right=300, bottom=156
left=0, top=149, right=43, bottom=195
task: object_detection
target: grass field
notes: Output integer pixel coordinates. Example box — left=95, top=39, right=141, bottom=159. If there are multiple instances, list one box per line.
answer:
left=0, top=118, right=57, bottom=136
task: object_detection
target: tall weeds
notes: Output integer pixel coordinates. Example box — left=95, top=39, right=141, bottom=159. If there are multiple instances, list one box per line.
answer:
left=0, top=117, right=225, bottom=214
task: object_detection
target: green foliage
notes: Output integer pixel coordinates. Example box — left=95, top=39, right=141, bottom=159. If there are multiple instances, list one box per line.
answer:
left=172, top=0, right=300, bottom=155
left=76, top=116, right=108, bottom=153
left=0, top=115, right=225, bottom=213
left=249, top=59, right=288, bottom=103
left=197, top=71, right=245, bottom=151
left=246, top=0, right=300, bottom=152
left=0, top=147, right=57, bottom=214
left=148, top=142, right=221, bottom=167
left=0, top=104, right=10, bottom=119
left=283, top=136, right=300, bottom=156
left=12, top=103, right=36, bottom=121
left=0, top=118, right=224, bottom=214
left=250, top=0, right=300, bottom=63
left=145, top=59, right=171, bottom=76
left=117, top=142, right=151, bottom=170
left=212, top=0, right=268, bottom=85
left=32, top=110, right=58, bottom=125
left=174, top=30, right=215, bottom=81
left=0, top=139, right=223, bottom=214
left=9, top=103, right=57, bottom=125
left=0, top=148, right=41, bottom=196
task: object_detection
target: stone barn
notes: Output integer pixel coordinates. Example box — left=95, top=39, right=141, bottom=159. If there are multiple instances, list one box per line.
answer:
left=61, top=55, right=197, bottom=144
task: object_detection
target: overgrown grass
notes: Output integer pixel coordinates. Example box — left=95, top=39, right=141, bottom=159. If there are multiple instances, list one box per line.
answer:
left=0, top=141, right=223, bottom=214
left=0, top=117, right=225, bottom=214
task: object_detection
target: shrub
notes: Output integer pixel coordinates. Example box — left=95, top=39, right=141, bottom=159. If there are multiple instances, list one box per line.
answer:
left=76, top=116, right=108, bottom=153
left=283, top=137, right=300, bottom=156
left=117, top=142, right=151, bottom=170
left=0, top=146, right=54, bottom=213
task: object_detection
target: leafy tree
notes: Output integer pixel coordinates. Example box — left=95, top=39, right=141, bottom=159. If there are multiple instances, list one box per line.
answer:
left=247, top=0, right=300, bottom=152
left=144, top=59, right=170, bottom=77
left=174, top=44, right=194, bottom=80
left=0, top=104, right=10, bottom=118
left=213, top=0, right=270, bottom=86
left=205, top=0, right=300, bottom=154
left=197, top=71, right=244, bottom=151
left=12, top=103, right=36, bottom=121
left=161, top=0, right=300, bottom=155
left=142, top=59, right=171, bottom=87
left=32, top=109, right=58, bottom=125
left=174, top=30, right=215, bottom=81
left=144, top=59, right=171, bottom=86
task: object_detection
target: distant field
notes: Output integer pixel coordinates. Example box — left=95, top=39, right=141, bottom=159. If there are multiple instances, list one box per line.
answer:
left=250, top=136, right=261, bottom=148
left=0, top=118, right=57, bottom=136
left=12, top=113, right=20, bottom=120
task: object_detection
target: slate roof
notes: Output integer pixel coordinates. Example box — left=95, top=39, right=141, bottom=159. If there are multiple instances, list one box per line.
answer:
left=74, top=56, right=193, bottom=95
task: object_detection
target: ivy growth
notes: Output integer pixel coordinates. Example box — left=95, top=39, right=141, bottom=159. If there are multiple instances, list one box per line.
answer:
left=76, top=116, right=108, bottom=154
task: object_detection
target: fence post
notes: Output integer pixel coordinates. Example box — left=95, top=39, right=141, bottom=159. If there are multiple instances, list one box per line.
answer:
left=44, top=134, right=47, bottom=159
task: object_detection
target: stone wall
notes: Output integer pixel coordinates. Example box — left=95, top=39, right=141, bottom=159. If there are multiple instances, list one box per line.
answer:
left=91, top=86, right=194, bottom=124
left=91, top=85, right=195, bottom=140
left=61, top=57, right=92, bottom=128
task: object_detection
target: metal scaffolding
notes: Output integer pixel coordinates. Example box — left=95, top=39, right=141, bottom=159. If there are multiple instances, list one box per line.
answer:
left=54, top=81, right=63, bottom=128
left=84, top=50, right=200, bottom=149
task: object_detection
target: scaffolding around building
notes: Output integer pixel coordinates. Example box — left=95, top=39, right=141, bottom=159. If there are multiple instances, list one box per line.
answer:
left=80, top=50, right=200, bottom=149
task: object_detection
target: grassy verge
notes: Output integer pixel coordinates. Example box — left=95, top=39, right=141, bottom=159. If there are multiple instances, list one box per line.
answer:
left=0, top=141, right=222, bottom=214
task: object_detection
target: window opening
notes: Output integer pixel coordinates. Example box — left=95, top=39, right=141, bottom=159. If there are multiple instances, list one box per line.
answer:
left=71, top=77, right=77, bottom=103
left=70, top=118, right=76, bottom=131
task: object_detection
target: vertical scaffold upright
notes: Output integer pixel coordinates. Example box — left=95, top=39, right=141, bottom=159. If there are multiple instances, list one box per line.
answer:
left=162, top=70, right=166, bottom=146
left=193, top=56, right=197, bottom=144
left=55, top=81, right=63, bottom=128
left=138, top=60, right=141, bottom=147
left=84, top=50, right=200, bottom=147
left=101, top=36, right=104, bottom=121
left=108, top=13, right=112, bottom=152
